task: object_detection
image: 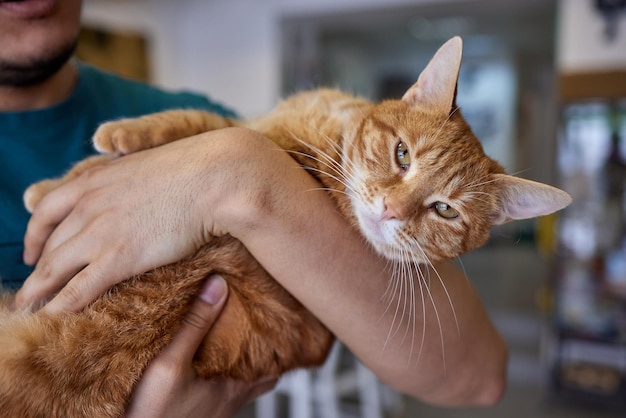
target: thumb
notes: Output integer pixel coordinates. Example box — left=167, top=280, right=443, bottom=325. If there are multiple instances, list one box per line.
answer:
left=167, top=275, right=229, bottom=361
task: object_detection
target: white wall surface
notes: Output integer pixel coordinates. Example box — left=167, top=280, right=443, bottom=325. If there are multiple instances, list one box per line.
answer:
left=556, top=0, right=626, bottom=73
left=82, top=0, right=467, bottom=117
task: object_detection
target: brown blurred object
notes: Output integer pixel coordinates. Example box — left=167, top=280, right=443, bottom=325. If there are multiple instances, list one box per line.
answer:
left=76, top=26, right=150, bottom=82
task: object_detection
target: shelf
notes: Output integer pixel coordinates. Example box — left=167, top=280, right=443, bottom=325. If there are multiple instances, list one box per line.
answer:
left=559, top=71, right=626, bottom=102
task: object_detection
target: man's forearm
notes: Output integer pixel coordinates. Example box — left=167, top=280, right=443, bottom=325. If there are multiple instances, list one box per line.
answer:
left=222, top=131, right=507, bottom=405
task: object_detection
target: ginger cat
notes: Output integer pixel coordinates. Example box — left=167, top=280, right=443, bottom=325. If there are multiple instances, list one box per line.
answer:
left=0, top=37, right=571, bottom=417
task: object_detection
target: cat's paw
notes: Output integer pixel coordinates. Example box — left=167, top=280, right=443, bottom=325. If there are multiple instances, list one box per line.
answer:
left=93, top=119, right=149, bottom=155
left=23, top=179, right=63, bottom=213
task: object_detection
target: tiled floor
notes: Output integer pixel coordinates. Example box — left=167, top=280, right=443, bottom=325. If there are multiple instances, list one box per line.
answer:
left=236, top=242, right=625, bottom=417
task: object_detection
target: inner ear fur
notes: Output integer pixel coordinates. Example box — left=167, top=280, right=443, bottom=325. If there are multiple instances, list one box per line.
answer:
left=491, top=174, right=572, bottom=225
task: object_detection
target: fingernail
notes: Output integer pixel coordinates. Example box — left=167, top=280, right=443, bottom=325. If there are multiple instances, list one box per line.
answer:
left=200, top=275, right=227, bottom=305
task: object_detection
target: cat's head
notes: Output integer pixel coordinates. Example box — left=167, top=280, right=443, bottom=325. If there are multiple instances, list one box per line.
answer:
left=343, top=37, right=572, bottom=263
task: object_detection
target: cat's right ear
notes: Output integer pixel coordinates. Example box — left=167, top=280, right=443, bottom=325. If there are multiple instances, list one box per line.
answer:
left=402, top=36, right=463, bottom=115
left=490, top=174, right=573, bottom=225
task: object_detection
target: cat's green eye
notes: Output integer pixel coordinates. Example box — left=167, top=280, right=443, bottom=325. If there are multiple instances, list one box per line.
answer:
left=434, top=202, right=459, bottom=219
left=396, top=141, right=410, bottom=170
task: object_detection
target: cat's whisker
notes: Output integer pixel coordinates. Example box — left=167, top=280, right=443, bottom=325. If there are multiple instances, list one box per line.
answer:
left=399, top=245, right=418, bottom=365
left=285, top=127, right=347, bottom=177
left=390, top=261, right=411, bottom=345
left=349, top=101, right=369, bottom=120
left=288, top=157, right=356, bottom=196
left=393, top=249, right=413, bottom=346
left=509, top=168, right=532, bottom=178
left=302, top=186, right=352, bottom=197
left=405, top=234, right=460, bottom=340
left=464, top=191, right=494, bottom=198
left=397, top=230, right=449, bottom=372
left=428, top=260, right=460, bottom=339
left=310, top=133, right=362, bottom=193
left=381, top=259, right=406, bottom=353
left=463, top=175, right=500, bottom=190
left=382, top=247, right=420, bottom=357
left=406, top=249, right=447, bottom=375
left=284, top=148, right=345, bottom=183
left=283, top=135, right=363, bottom=205
left=379, top=257, right=412, bottom=356
left=412, top=261, right=428, bottom=367
left=430, top=105, right=461, bottom=145
left=308, top=126, right=343, bottom=156
left=379, top=259, right=399, bottom=307
left=390, top=236, right=429, bottom=366
left=462, top=191, right=495, bottom=206
left=455, top=256, right=471, bottom=284
left=296, top=163, right=346, bottom=186
left=294, top=121, right=360, bottom=184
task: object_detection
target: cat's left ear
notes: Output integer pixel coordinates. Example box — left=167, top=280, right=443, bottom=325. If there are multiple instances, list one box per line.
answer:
left=491, top=174, right=573, bottom=225
left=402, top=36, right=462, bottom=114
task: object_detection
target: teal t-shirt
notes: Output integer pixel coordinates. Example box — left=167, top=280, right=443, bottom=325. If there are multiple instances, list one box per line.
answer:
left=0, top=62, right=236, bottom=289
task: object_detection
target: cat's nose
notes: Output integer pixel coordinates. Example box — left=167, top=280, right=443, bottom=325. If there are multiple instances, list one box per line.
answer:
left=382, top=197, right=406, bottom=220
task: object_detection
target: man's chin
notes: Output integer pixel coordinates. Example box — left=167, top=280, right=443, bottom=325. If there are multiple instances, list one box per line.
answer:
left=0, top=37, right=75, bottom=87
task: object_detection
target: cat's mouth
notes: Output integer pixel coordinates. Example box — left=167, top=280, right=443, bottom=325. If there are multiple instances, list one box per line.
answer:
left=356, top=210, right=421, bottom=262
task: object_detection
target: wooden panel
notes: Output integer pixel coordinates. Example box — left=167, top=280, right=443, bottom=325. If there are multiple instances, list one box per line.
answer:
left=559, top=71, right=626, bottom=101
left=76, top=27, right=150, bottom=82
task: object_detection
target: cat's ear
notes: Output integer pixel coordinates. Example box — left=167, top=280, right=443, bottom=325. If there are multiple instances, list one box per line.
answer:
left=491, top=174, right=573, bottom=225
left=402, top=36, right=462, bottom=114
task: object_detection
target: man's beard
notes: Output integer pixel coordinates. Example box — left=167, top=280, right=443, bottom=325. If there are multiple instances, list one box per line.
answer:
left=0, top=38, right=77, bottom=87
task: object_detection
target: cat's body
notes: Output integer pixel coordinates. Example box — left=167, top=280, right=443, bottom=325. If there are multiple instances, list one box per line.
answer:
left=0, top=37, right=571, bottom=417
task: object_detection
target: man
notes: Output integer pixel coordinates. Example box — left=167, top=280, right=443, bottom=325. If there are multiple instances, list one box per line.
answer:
left=3, top=0, right=508, bottom=415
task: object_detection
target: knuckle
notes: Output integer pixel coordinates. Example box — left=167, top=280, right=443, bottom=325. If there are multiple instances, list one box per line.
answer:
left=35, top=256, right=57, bottom=280
left=57, top=281, right=85, bottom=312
left=78, top=163, right=106, bottom=185
left=109, top=240, right=129, bottom=259
left=149, top=354, right=184, bottom=381
left=72, top=189, right=103, bottom=217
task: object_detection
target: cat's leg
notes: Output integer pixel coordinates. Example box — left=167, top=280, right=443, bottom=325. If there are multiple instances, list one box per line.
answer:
left=93, top=109, right=237, bottom=155
left=190, top=238, right=334, bottom=381
left=23, top=155, right=114, bottom=212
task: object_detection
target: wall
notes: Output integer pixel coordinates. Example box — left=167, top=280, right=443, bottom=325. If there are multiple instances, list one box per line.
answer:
left=557, top=0, right=626, bottom=73
left=82, top=0, right=465, bottom=117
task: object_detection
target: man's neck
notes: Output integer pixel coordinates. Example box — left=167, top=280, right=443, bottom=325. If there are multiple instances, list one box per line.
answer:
left=0, top=61, right=77, bottom=112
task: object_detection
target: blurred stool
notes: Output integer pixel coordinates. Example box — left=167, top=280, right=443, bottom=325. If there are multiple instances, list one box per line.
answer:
left=255, top=341, right=404, bottom=418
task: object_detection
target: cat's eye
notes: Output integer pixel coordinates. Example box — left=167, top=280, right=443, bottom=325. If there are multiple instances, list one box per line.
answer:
left=396, top=141, right=410, bottom=170
left=434, top=202, right=459, bottom=219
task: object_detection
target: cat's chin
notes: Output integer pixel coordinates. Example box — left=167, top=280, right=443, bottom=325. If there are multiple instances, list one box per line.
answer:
left=356, top=217, right=429, bottom=265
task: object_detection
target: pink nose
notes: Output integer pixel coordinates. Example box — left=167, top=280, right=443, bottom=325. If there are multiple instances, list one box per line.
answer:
left=382, top=197, right=407, bottom=220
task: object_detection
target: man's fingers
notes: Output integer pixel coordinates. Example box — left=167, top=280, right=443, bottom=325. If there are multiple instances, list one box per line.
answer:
left=164, top=275, right=228, bottom=362
left=42, top=260, right=119, bottom=314
left=23, top=181, right=81, bottom=265
left=15, top=244, right=90, bottom=311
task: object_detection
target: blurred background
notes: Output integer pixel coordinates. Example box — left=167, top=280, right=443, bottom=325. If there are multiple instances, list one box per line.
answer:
left=79, top=0, right=626, bottom=416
